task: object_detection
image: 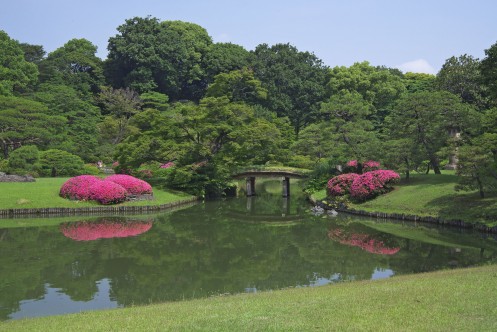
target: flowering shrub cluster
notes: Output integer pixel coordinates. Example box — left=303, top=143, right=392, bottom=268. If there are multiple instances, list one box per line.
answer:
left=327, top=173, right=360, bottom=196
left=160, top=162, right=175, bottom=169
left=105, top=174, right=153, bottom=195
left=60, top=219, right=153, bottom=241
left=328, top=228, right=400, bottom=255
left=349, top=170, right=400, bottom=201
left=59, top=175, right=101, bottom=200
left=59, top=174, right=153, bottom=205
left=362, top=160, right=381, bottom=172
left=88, top=180, right=128, bottom=204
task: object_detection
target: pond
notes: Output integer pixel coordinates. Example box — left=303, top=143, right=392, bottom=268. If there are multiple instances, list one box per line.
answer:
left=1, top=180, right=497, bottom=321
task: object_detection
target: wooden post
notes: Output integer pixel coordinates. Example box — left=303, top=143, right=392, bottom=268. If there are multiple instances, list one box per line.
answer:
left=246, top=176, right=256, bottom=196
left=282, top=177, right=290, bottom=197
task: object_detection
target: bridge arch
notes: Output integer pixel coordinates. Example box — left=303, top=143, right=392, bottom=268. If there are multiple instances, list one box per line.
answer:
left=231, top=169, right=309, bottom=197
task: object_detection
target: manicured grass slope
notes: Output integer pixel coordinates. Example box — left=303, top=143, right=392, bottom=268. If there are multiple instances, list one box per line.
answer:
left=316, top=173, right=497, bottom=227
left=3, top=264, right=497, bottom=331
left=0, top=178, right=193, bottom=210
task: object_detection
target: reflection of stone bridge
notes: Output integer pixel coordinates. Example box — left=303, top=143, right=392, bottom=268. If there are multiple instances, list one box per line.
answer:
left=231, top=168, right=309, bottom=197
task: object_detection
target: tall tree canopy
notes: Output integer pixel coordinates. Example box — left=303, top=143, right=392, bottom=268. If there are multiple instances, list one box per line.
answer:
left=0, top=30, right=38, bottom=96
left=250, top=43, right=328, bottom=136
left=105, top=17, right=213, bottom=101
left=480, top=41, right=497, bottom=105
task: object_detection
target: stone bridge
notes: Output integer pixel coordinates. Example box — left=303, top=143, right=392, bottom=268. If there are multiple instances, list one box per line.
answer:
left=231, top=168, right=309, bottom=197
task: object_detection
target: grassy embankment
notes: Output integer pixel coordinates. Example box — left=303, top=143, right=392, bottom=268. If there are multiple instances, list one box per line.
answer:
left=2, top=264, right=497, bottom=331
left=314, top=172, right=497, bottom=227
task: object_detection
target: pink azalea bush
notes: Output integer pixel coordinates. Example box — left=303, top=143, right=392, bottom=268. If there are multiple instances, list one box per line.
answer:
left=105, top=174, right=153, bottom=195
left=61, top=219, right=153, bottom=241
left=327, top=173, right=360, bottom=196
left=160, top=162, right=175, bottom=169
left=328, top=228, right=400, bottom=255
left=346, top=160, right=358, bottom=168
left=59, top=175, right=102, bottom=200
left=350, top=170, right=400, bottom=201
left=362, top=160, right=381, bottom=172
left=88, top=180, right=128, bottom=205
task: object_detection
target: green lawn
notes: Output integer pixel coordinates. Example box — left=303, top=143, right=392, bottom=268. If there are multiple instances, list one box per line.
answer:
left=315, top=173, right=497, bottom=227
left=2, top=264, right=496, bottom=331
left=0, top=178, right=194, bottom=210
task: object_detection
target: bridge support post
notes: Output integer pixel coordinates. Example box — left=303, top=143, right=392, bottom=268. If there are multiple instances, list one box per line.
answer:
left=282, top=177, right=290, bottom=197
left=246, top=177, right=256, bottom=196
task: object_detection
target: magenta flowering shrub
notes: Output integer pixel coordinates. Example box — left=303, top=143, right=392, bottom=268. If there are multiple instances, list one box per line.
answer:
left=362, top=160, right=381, bottom=172
left=88, top=180, right=128, bottom=204
left=105, top=174, right=153, bottom=195
left=327, top=173, right=360, bottom=196
left=346, top=160, right=358, bottom=168
left=328, top=228, right=400, bottom=255
left=350, top=170, right=400, bottom=201
left=160, top=162, right=175, bottom=169
left=60, top=219, right=153, bottom=241
left=59, top=175, right=102, bottom=200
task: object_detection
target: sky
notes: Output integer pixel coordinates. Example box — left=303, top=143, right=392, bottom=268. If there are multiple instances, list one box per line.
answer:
left=1, top=0, right=497, bottom=74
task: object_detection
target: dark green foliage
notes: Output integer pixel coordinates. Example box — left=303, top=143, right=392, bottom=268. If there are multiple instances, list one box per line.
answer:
left=480, top=41, right=497, bottom=105
left=6, top=145, right=40, bottom=176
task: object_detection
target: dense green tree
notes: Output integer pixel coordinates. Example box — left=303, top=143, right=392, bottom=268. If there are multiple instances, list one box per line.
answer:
left=320, top=90, right=379, bottom=161
left=436, top=54, right=488, bottom=110
left=19, top=43, right=45, bottom=64
left=140, top=91, right=169, bottom=112
left=38, top=149, right=85, bottom=177
left=250, top=43, right=328, bottom=136
left=6, top=145, right=39, bottom=175
left=480, top=41, right=497, bottom=105
left=403, top=72, right=436, bottom=93
left=290, top=122, right=336, bottom=164
left=205, top=68, right=267, bottom=104
left=0, top=30, right=38, bottom=95
left=0, top=95, right=66, bottom=158
left=326, top=61, right=406, bottom=111
left=202, top=42, right=250, bottom=83
left=106, top=17, right=212, bottom=100
left=33, top=84, right=101, bottom=161
left=387, top=91, right=479, bottom=174
left=38, top=38, right=104, bottom=99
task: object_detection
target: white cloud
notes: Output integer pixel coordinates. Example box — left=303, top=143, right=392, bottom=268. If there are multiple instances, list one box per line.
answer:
left=396, top=59, right=436, bottom=74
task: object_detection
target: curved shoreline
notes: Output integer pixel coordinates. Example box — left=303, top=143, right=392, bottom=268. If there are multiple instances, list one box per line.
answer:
left=0, top=196, right=201, bottom=218
left=309, top=196, right=497, bottom=234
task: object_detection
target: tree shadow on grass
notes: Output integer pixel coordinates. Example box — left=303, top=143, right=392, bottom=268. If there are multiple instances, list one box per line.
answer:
left=425, top=191, right=497, bottom=226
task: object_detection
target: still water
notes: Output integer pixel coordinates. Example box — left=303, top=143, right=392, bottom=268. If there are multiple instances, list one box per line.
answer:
left=1, top=180, right=496, bottom=320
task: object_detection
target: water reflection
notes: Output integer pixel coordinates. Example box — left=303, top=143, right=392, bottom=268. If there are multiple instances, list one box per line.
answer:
left=0, top=179, right=496, bottom=320
left=60, top=218, right=153, bottom=241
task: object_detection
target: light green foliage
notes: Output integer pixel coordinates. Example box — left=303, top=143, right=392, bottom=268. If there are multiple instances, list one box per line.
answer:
left=0, top=30, right=38, bottom=95
left=327, top=61, right=406, bottom=111
left=251, top=43, right=328, bottom=135
left=38, top=149, right=85, bottom=177
left=436, top=54, right=488, bottom=110
left=106, top=17, right=212, bottom=100
left=38, top=38, right=104, bottom=99
left=140, top=91, right=169, bottom=112
left=291, top=122, right=336, bottom=164
left=403, top=72, right=436, bottom=93
left=0, top=95, right=66, bottom=158
left=205, top=68, right=267, bottom=103
left=456, top=144, right=497, bottom=198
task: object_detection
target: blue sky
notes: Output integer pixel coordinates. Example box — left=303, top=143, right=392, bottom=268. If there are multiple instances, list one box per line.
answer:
left=1, top=0, right=496, bottom=74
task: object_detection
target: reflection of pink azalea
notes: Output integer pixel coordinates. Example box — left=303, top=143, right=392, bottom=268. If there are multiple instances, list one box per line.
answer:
left=60, top=220, right=153, bottom=241
left=328, top=228, right=400, bottom=255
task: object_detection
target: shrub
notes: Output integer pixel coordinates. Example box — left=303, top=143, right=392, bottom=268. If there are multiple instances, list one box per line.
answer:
left=6, top=145, right=40, bottom=176
left=350, top=170, right=400, bottom=201
left=105, top=174, right=153, bottom=195
left=327, top=173, right=360, bottom=196
left=59, top=175, right=102, bottom=200
left=88, top=180, right=128, bottom=205
left=160, top=162, right=175, bottom=169
left=39, top=149, right=85, bottom=177
left=362, top=160, right=381, bottom=172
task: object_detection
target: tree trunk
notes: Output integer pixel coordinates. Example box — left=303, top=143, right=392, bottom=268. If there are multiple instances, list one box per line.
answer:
left=429, top=156, right=441, bottom=174
left=476, top=176, right=484, bottom=198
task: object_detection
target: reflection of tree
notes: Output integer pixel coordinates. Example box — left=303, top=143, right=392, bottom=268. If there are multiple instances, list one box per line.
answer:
left=328, top=228, right=400, bottom=255
left=60, top=219, right=153, bottom=241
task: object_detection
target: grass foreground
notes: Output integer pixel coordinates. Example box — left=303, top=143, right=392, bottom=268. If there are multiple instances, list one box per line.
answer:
left=2, top=264, right=497, bottom=331
left=0, top=177, right=194, bottom=210
left=315, top=172, right=497, bottom=227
